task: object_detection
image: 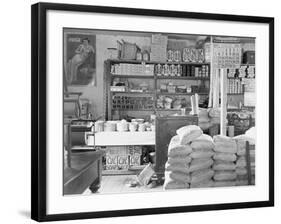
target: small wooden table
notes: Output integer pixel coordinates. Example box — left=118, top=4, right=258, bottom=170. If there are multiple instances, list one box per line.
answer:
left=63, top=151, right=104, bottom=195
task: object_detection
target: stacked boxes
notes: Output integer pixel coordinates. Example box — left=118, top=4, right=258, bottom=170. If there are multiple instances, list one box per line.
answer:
left=105, top=146, right=142, bottom=170
left=111, top=63, right=154, bottom=76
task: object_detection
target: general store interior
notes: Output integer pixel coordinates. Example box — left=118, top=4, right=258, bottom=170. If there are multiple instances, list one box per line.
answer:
left=63, top=29, right=256, bottom=195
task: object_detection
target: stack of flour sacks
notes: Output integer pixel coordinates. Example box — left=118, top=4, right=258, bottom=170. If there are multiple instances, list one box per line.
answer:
left=212, top=135, right=238, bottom=187
left=164, top=125, right=215, bottom=190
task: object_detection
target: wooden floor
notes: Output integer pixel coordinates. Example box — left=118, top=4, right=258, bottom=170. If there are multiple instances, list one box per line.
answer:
left=83, top=175, right=163, bottom=195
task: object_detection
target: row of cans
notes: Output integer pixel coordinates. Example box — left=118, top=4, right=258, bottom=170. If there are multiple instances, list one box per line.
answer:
left=167, top=48, right=205, bottom=63
left=155, top=64, right=182, bottom=76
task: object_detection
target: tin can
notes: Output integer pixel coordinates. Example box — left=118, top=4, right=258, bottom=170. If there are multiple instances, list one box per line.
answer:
left=155, top=64, right=162, bottom=76
left=163, top=64, right=170, bottom=76
left=167, top=50, right=174, bottom=62
left=177, top=64, right=182, bottom=76
left=173, top=50, right=181, bottom=62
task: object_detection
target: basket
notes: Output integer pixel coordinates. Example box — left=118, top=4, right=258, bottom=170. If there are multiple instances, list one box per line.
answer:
left=117, top=40, right=140, bottom=60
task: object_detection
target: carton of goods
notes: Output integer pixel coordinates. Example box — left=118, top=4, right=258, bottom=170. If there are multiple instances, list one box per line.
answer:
left=137, top=163, right=155, bottom=186
left=106, top=155, right=118, bottom=170
left=129, top=154, right=141, bottom=166
left=117, top=155, right=129, bottom=169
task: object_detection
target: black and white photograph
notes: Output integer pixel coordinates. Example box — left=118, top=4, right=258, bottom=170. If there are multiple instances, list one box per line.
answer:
left=63, top=28, right=256, bottom=195
left=30, top=2, right=274, bottom=221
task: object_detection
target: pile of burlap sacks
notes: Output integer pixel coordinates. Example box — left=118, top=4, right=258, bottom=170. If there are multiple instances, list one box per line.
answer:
left=163, top=125, right=255, bottom=190
left=164, top=125, right=215, bottom=190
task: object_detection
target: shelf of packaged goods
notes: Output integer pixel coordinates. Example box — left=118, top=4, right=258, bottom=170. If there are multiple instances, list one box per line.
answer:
left=108, top=59, right=210, bottom=65
left=111, top=91, right=155, bottom=95
left=111, top=108, right=155, bottom=111
left=156, top=92, right=209, bottom=96
left=227, top=93, right=244, bottom=95
left=111, top=74, right=154, bottom=79
left=156, top=76, right=209, bottom=80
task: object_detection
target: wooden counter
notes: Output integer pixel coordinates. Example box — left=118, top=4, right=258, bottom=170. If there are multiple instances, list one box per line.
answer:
left=64, top=150, right=104, bottom=195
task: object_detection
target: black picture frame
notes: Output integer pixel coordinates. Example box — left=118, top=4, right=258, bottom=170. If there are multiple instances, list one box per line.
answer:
left=31, top=2, right=274, bottom=222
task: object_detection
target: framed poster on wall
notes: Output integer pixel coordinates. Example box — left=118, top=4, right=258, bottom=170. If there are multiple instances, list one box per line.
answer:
left=31, top=2, right=274, bottom=222
left=64, top=30, right=96, bottom=86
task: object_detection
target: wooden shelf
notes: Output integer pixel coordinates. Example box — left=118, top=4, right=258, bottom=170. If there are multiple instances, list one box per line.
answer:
left=107, top=59, right=210, bottom=65
left=156, top=76, right=209, bottom=80
left=227, top=93, right=244, bottom=95
left=106, top=59, right=211, bottom=120
left=156, top=92, right=209, bottom=96
left=112, top=108, right=155, bottom=111
left=156, top=108, right=181, bottom=111
left=111, top=91, right=155, bottom=95
left=111, top=74, right=154, bottom=79
left=102, top=169, right=138, bottom=176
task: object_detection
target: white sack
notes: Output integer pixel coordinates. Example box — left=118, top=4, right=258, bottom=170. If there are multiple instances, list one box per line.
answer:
left=167, top=156, right=192, bottom=166
left=168, top=135, right=193, bottom=157
left=165, top=171, right=191, bottom=183
left=190, top=168, right=214, bottom=184
left=190, top=149, right=215, bottom=159
left=213, top=161, right=236, bottom=171
left=189, top=158, right=214, bottom=172
left=176, top=125, right=203, bottom=145
left=213, top=152, right=237, bottom=162
left=190, top=179, right=214, bottom=188
left=214, top=171, right=237, bottom=181
left=165, top=162, right=190, bottom=174
left=213, top=180, right=236, bottom=187
left=163, top=180, right=189, bottom=190
left=191, top=134, right=214, bottom=150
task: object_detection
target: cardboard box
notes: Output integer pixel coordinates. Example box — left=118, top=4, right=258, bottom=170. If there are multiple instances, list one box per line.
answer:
left=118, top=155, right=129, bottom=169
left=129, top=154, right=141, bottom=166
left=106, top=155, right=118, bottom=170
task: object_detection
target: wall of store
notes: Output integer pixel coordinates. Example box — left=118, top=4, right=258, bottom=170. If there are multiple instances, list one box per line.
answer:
left=68, top=34, right=196, bottom=118
left=68, top=34, right=152, bottom=118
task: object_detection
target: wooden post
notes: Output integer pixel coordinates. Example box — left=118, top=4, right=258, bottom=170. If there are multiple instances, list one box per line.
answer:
left=220, top=68, right=227, bottom=135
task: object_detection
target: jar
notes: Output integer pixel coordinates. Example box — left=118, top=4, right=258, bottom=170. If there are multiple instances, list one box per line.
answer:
left=173, top=50, right=181, bottom=62
left=136, top=51, right=142, bottom=61
left=138, top=123, right=146, bottom=132
left=155, top=64, right=162, bottom=76
left=167, top=50, right=174, bottom=62
left=163, top=64, right=170, bottom=76
left=129, top=122, right=138, bottom=132
left=177, top=65, right=182, bottom=76
left=142, top=50, right=150, bottom=61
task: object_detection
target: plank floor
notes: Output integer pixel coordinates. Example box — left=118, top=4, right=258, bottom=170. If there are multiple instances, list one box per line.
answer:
left=83, top=175, right=163, bottom=195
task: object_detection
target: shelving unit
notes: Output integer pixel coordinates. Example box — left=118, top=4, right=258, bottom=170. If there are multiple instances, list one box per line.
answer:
left=105, top=59, right=211, bottom=120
